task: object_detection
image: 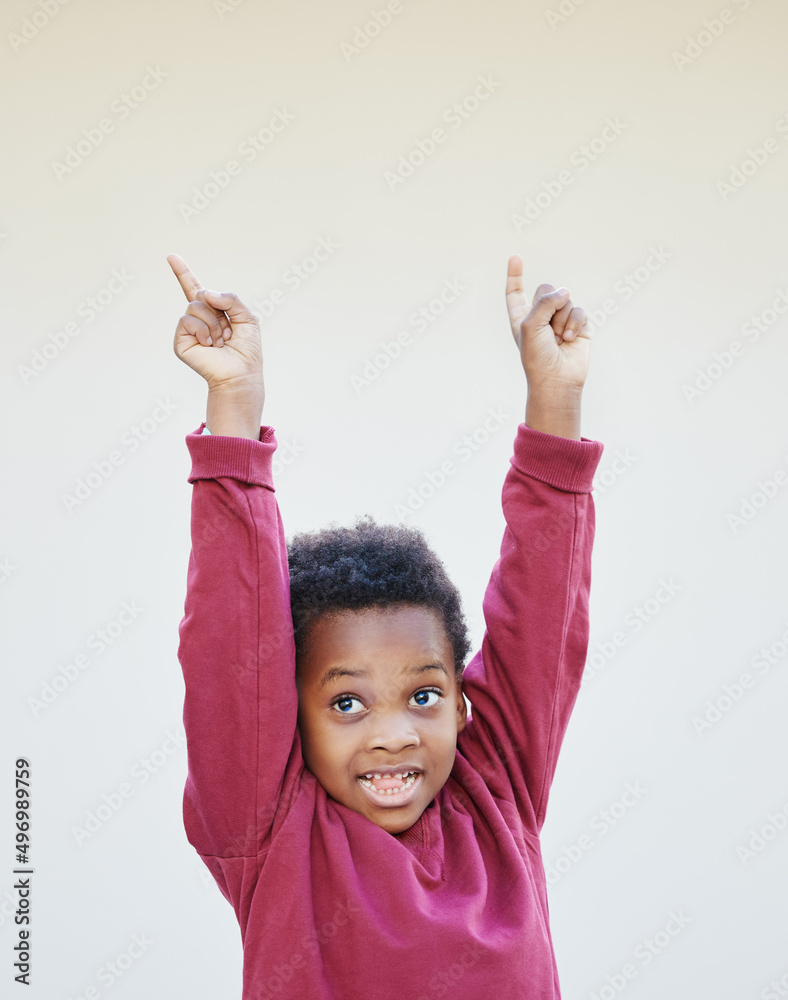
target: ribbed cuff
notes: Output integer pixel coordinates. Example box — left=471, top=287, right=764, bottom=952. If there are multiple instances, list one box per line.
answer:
left=510, top=423, right=604, bottom=493
left=185, top=423, right=278, bottom=489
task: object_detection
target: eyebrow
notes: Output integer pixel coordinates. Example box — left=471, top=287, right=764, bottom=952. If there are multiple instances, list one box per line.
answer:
left=317, top=662, right=449, bottom=691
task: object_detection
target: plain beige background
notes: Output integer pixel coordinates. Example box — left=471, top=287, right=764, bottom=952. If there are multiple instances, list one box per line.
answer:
left=2, top=0, right=787, bottom=997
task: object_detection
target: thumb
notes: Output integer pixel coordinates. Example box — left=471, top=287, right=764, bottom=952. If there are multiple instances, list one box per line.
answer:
left=522, top=286, right=570, bottom=330
left=203, top=289, right=258, bottom=326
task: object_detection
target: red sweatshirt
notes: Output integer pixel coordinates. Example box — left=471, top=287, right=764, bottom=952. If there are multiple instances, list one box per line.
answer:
left=177, top=420, right=604, bottom=1000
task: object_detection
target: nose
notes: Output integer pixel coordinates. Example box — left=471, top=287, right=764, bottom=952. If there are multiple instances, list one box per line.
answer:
left=366, top=714, right=420, bottom=754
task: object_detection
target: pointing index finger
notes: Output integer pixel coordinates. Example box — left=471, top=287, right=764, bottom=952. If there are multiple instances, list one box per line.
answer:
left=166, top=252, right=204, bottom=303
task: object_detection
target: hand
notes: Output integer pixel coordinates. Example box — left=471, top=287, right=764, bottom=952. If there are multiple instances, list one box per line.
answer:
left=167, top=252, right=264, bottom=393
left=505, top=254, right=591, bottom=392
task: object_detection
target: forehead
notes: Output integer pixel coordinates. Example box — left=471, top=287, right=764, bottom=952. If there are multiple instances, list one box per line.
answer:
left=300, top=605, right=452, bottom=674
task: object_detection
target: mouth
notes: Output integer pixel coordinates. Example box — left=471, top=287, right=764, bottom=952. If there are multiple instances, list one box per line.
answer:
left=357, top=770, right=423, bottom=808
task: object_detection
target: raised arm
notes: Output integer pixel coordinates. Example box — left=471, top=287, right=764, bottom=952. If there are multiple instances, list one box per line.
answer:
left=457, top=257, right=603, bottom=833
left=169, top=255, right=300, bottom=863
left=458, top=423, right=602, bottom=833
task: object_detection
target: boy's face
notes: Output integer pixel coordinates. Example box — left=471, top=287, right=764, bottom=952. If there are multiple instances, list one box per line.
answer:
left=295, top=604, right=466, bottom=835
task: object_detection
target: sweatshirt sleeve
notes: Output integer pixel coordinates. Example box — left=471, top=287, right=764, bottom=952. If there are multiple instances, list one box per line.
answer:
left=177, top=423, right=300, bottom=859
left=457, top=423, right=604, bottom=835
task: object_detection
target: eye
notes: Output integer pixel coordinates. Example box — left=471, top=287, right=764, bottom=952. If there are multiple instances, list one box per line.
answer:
left=409, top=688, right=443, bottom=708
left=331, top=694, right=365, bottom=715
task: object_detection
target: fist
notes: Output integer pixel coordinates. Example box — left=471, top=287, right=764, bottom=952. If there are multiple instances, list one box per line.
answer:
left=505, top=254, right=591, bottom=391
left=167, top=253, right=264, bottom=391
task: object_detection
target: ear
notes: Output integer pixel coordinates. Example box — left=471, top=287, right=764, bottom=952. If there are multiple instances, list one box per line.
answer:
left=455, top=679, right=468, bottom=732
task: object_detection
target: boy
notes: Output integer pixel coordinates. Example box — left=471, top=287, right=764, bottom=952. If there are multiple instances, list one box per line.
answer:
left=169, top=251, right=604, bottom=999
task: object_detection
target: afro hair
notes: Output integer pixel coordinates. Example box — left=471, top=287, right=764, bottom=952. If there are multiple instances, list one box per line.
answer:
left=286, top=514, right=472, bottom=680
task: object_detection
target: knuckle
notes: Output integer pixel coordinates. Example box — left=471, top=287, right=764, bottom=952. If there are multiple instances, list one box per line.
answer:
left=186, top=316, right=207, bottom=335
left=188, top=301, right=221, bottom=327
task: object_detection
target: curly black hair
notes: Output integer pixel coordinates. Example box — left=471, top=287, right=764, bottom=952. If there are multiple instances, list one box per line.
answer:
left=286, top=514, right=472, bottom=680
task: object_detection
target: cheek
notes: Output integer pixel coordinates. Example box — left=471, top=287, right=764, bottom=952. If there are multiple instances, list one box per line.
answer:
left=297, top=706, right=326, bottom=764
left=432, top=710, right=462, bottom=755
left=433, top=700, right=462, bottom=732
left=301, top=715, right=354, bottom=774
left=413, top=714, right=456, bottom=758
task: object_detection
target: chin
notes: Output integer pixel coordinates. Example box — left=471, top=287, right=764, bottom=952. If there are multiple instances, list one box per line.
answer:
left=374, top=809, right=421, bottom=835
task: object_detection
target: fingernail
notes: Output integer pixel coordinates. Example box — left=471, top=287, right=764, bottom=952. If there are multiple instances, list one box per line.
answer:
left=216, top=338, right=224, bottom=348
left=206, top=337, right=213, bottom=346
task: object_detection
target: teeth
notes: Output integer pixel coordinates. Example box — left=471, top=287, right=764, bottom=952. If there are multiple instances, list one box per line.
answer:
left=358, top=772, right=420, bottom=795
left=362, top=771, right=416, bottom=780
